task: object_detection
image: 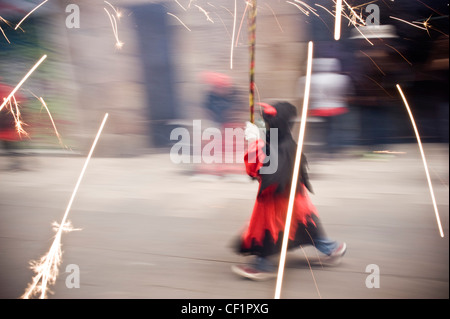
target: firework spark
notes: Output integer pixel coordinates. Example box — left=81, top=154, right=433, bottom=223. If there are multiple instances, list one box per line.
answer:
left=389, top=16, right=427, bottom=31
left=300, top=245, right=322, bottom=298
left=0, top=55, right=47, bottom=113
left=37, top=96, right=68, bottom=149
left=174, top=0, right=188, bottom=11
left=230, top=0, right=237, bottom=69
left=384, top=44, right=413, bottom=66
left=360, top=50, right=386, bottom=75
left=0, top=19, right=11, bottom=43
left=104, top=1, right=122, bottom=19
left=248, top=0, right=257, bottom=124
left=21, top=113, right=109, bottom=299
left=10, top=96, right=29, bottom=138
left=167, top=12, right=192, bottom=31
left=334, top=0, right=343, bottom=40
left=286, top=1, right=309, bottom=16
left=396, top=85, right=444, bottom=238
left=314, top=1, right=372, bottom=44
left=195, top=5, right=214, bottom=23
left=234, top=0, right=249, bottom=47
left=14, top=0, right=49, bottom=30
left=104, top=8, right=123, bottom=49
left=275, top=41, right=314, bottom=299
left=293, top=0, right=319, bottom=17
left=220, top=5, right=233, bottom=17
left=343, top=0, right=366, bottom=26
left=1, top=15, right=19, bottom=42
left=2, top=95, right=29, bottom=138
left=265, top=3, right=283, bottom=32
left=213, top=12, right=231, bottom=38
left=338, top=1, right=375, bottom=44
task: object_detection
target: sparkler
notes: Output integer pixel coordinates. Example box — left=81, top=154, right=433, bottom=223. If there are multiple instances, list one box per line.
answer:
left=21, top=113, right=109, bottom=299
left=248, top=0, right=257, bottom=124
left=396, top=85, right=444, bottom=238
left=274, top=41, right=314, bottom=299
left=0, top=55, right=47, bottom=113
left=14, top=0, right=49, bottom=30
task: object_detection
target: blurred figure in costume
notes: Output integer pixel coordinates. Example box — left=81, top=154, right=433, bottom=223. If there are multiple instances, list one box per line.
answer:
left=0, top=80, right=26, bottom=170
left=298, top=58, right=353, bottom=155
left=197, top=72, right=245, bottom=177
left=233, top=102, right=346, bottom=280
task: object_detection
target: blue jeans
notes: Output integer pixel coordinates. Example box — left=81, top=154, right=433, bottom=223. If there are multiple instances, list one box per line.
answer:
left=253, top=238, right=338, bottom=272
left=313, top=238, right=339, bottom=256
left=253, top=257, right=277, bottom=272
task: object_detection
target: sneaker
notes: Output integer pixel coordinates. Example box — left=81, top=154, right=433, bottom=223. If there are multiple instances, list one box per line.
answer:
left=231, top=264, right=276, bottom=281
left=324, top=242, right=347, bottom=264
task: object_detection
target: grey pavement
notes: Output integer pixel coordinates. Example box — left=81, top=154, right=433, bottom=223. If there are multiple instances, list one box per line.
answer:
left=0, top=143, right=448, bottom=299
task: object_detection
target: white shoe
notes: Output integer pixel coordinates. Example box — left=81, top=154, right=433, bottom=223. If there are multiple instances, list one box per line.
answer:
left=231, top=264, right=276, bottom=281
left=323, top=242, right=347, bottom=265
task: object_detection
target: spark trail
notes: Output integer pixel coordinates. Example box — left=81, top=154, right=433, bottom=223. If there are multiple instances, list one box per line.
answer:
left=334, top=0, right=343, bottom=40
left=275, top=41, right=314, bottom=299
left=396, top=85, right=444, bottom=238
left=21, top=113, right=109, bottom=299
left=230, top=0, right=237, bottom=69
left=104, top=7, right=123, bottom=48
left=0, top=55, right=47, bottom=112
left=37, top=96, right=68, bottom=149
left=15, top=0, right=49, bottom=30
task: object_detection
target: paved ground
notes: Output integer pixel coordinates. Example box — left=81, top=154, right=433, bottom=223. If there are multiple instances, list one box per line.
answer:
left=0, top=143, right=448, bottom=299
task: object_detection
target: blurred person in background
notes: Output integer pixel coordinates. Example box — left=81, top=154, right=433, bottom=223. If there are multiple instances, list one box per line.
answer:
left=196, top=72, right=245, bottom=177
left=0, top=80, right=25, bottom=170
left=232, top=102, right=346, bottom=280
left=298, top=58, right=353, bottom=156
left=201, top=72, right=235, bottom=126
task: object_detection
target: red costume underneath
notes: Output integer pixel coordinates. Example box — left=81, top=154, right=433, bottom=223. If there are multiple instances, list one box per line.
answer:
left=237, top=139, right=324, bottom=257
